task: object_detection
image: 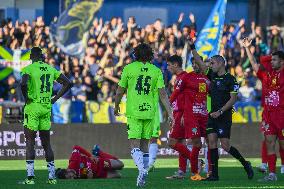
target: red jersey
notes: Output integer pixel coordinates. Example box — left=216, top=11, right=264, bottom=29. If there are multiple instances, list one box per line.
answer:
left=170, top=71, right=187, bottom=112
left=258, top=66, right=284, bottom=111
left=171, top=71, right=210, bottom=116
left=68, top=146, right=98, bottom=178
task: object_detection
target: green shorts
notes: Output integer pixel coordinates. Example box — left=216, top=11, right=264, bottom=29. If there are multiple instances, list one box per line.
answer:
left=127, top=116, right=154, bottom=139
left=152, top=110, right=160, bottom=138
left=24, top=103, right=51, bottom=131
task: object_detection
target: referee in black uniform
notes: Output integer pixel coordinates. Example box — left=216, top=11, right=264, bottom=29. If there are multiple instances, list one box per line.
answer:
left=188, top=39, right=254, bottom=181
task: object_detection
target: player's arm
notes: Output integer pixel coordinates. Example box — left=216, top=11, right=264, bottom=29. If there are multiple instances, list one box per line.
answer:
left=169, top=76, right=185, bottom=103
left=242, top=37, right=259, bottom=73
left=114, top=86, right=126, bottom=116
left=159, top=88, right=173, bottom=123
left=114, top=66, right=128, bottom=116
left=51, top=74, right=72, bottom=104
left=73, top=145, right=92, bottom=158
left=188, top=39, right=209, bottom=74
left=20, top=74, right=29, bottom=103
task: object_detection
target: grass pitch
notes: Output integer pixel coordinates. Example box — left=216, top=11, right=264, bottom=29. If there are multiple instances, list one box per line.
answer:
left=0, top=158, right=283, bottom=189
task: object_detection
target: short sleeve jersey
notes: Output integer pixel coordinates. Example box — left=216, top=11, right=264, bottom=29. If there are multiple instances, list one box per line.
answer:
left=206, top=69, right=239, bottom=112
left=118, top=61, right=165, bottom=119
left=21, top=61, right=61, bottom=108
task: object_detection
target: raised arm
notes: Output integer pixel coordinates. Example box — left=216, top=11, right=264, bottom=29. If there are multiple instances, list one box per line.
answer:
left=188, top=40, right=208, bottom=74
left=242, top=37, right=259, bottom=73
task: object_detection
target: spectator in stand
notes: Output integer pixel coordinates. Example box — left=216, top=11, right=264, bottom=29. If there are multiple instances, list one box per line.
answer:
left=238, top=79, right=257, bottom=102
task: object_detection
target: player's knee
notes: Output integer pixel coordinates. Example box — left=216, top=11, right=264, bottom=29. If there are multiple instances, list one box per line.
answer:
left=266, top=139, right=276, bottom=148
left=220, top=143, right=230, bottom=152
left=117, top=160, right=124, bottom=170
left=191, top=138, right=202, bottom=148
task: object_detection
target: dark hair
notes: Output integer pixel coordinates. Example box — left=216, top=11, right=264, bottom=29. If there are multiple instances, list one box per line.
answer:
left=133, top=43, right=154, bottom=62
left=211, top=55, right=226, bottom=65
left=55, top=168, right=67, bottom=179
left=272, top=51, right=284, bottom=60
left=167, top=55, right=183, bottom=68
left=30, top=47, right=44, bottom=62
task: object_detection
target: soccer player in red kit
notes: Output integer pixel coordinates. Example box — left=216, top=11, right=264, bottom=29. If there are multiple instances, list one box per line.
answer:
left=243, top=38, right=284, bottom=181
left=169, top=55, right=210, bottom=180
left=166, top=55, right=193, bottom=179
left=55, top=145, right=124, bottom=179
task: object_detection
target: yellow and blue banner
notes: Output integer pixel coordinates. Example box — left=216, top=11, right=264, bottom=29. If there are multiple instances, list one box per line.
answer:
left=51, top=0, right=104, bottom=57
left=187, top=0, right=227, bottom=69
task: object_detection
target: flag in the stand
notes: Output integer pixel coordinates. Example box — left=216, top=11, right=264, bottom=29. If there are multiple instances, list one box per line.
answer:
left=50, top=0, right=104, bottom=57
left=187, top=0, right=227, bottom=69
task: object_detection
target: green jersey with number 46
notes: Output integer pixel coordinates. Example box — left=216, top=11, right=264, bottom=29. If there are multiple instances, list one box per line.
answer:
left=118, top=61, right=165, bottom=119
left=21, top=61, right=61, bottom=108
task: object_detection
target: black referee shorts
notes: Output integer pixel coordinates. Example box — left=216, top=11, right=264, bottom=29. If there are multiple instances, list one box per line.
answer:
left=206, top=113, right=232, bottom=138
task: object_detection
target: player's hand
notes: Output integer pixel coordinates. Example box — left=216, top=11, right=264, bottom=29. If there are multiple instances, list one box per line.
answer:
left=242, top=37, right=252, bottom=48
left=114, top=106, right=120, bottom=116
left=210, top=111, right=221, bottom=119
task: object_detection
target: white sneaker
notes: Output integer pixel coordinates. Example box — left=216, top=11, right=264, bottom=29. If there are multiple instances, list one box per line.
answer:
left=281, top=165, right=284, bottom=174
left=257, top=164, right=268, bottom=173
left=258, top=173, right=277, bottom=182
left=136, top=169, right=148, bottom=187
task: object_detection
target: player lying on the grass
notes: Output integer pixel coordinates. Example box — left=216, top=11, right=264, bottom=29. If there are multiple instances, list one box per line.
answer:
left=56, top=145, right=124, bottom=179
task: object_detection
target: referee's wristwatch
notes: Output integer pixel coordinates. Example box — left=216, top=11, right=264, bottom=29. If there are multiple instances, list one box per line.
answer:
left=218, top=109, right=223, bottom=115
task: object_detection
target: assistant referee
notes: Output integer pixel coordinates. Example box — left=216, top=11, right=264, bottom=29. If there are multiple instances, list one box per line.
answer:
left=188, top=39, right=254, bottom=181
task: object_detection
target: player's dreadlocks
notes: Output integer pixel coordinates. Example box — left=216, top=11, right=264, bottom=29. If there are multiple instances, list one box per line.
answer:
left=133, top=43, right=154, bottom=63
left=30, top=47, right=44, bottom=62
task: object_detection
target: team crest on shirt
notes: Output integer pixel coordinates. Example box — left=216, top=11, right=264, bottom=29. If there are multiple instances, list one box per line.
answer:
left=176, top=79, right=183, bottom=89
left=218, top=129, right=223, bottom=134
left=199, top=83, right=206, bottom=93
left=192, top=128, right=198, bottom=135
left=216, top=81, right=221, bottom=86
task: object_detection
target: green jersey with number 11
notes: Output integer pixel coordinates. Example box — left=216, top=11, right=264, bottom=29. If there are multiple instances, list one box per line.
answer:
left=21, top=61, right=61, bottom=108
left=118, top=61, right=165, bottom=119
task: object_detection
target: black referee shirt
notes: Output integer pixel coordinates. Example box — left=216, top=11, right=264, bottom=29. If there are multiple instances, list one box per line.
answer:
left=206, top=69, right=239, bottom=112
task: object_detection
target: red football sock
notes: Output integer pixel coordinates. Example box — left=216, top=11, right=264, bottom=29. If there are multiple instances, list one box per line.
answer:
left=207, top=148, right=212, bottom=173
left=173, top=143, right=191, bottom=160
left=178, top=153, right=187, bottom=173
left=99, top=150, right=118, bottom=160
left=279, top=147, right=284, bottom=165
left=190, top=146, right=201, bottom=174
left=267, top=154, right=277, bottom=173
left=261, top=140, right=268, bottom=163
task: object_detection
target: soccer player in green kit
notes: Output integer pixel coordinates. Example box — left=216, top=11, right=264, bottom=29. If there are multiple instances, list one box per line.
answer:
left=114, top=43, right=173, bottom=187
left=20, top=47, right=72, bottom=184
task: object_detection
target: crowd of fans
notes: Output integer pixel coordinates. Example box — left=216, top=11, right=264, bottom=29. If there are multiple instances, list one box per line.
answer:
left=0, top=13, right=284, bottom=104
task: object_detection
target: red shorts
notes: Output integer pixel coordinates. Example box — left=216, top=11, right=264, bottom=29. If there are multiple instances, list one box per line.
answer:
left=264, top=109, right=284, bottom=140
left=185, top=115, right=208, bottom=138
left=94, top=158, right=111, bottom=178
left=169, top=111, right=188, bottom=139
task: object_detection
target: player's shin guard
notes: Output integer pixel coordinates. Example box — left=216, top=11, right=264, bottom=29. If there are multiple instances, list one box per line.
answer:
left=190, top=147, right=201, bottom=174
left=267, top=154, right=277, bottom=173
left=228, top=146, right=246, bottom=166
left=26, top=160, right=35, bottom=179
left=131, top=148, right=145, bottom=171
left=179, top=154, right=187, bottom=173
left=262, top=140, right=268, bottom=164
left=173, top=143, right=191, bottom=160
left=149, top=143, right=158, bottom=167
left=210, top=148, right=219, bottom=178
left=143, top=153, right=149, bottom=170
left=47, top=161, right=56, bottom=179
